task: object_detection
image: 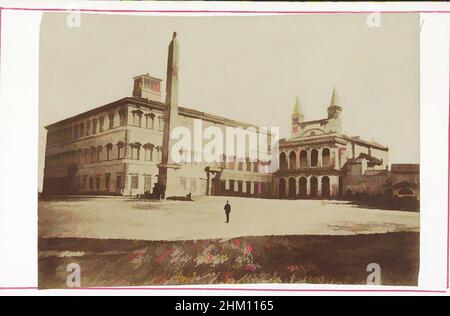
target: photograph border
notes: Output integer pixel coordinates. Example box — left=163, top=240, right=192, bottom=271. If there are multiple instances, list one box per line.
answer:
left=0, top=2, right=447, bottom=294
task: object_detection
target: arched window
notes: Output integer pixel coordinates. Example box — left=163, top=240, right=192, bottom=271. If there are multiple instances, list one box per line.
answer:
left=108, top=112, right=115, bottom=129
left=321, top=176, right=330, bottom=197
left=310, top=176, right=318, bottom=197
left=130, top=142, right=142, bottom=160
left=90, top=146, right=96, bottom=162
left=145, top=113, right=155, bottom=129
left=322, top=148, right=331, bottom=167
left=289, top=151, right=297, bottom=170
left=117, top=141, right=124, bottom=159
left=97, top=145, right=103, bottom=161
left=106, top=143, right=113, bottom=161
left=299, top=177, right=307, bottom=197
left=299, top=150, right=307, bottom=168
left=119, top=109, right=127, bottom=126
left=92, top=119, right=98, bottom=135
left=279, top=152, right=287, bottom=170
left=98, top=116, right=104, bottom=132
left=311, top=149, right=319, bottom=167
left=143, top=143, right=154, bottom=161
left=86, top=121, right=91, bottom=136
left=132, top=110, right=143, bottom=127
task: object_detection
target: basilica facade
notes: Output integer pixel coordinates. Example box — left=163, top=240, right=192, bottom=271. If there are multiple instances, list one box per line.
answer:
left=273, top=90, right=389, bottom=199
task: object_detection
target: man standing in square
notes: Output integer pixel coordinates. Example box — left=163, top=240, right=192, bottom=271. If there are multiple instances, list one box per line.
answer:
left=224, top=201, right=231, bottom=223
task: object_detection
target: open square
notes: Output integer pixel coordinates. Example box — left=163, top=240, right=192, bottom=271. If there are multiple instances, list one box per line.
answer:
left=39, top=196, right=419, bottom=241
left=38, top=197, right=420, bottom=287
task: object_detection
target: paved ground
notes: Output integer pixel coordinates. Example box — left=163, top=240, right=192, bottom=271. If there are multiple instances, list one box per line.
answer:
left=38, top=196, right=419, bottom=241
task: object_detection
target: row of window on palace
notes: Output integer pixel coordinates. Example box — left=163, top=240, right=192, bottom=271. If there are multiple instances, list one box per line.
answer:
left=46, top=142, right=163, bottom=167
left=47, top=110, right=164, bottom=145
left=76, top=173, right=153, bottom=191
left=47, top=145, right=269, bottom=173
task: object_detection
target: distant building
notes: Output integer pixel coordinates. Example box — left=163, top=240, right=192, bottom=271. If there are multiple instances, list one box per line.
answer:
left=274, top=90, right=389, bottom=199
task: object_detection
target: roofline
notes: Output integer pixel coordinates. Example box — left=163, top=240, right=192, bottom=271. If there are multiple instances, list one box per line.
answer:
left=279, top=134, right=348, bottom=148
left=298, top=118, right=328, bottom=126
left=130, top=97, right=263, bottom=129
left=133, top=74, right=163, bottom=82
left=280, top=133, right=388, bottom=151
left=343, top=136, right=388, bottom=151
left=44, top=97, right=270, bottom=133
left=44, top=97, right=136, bottom=129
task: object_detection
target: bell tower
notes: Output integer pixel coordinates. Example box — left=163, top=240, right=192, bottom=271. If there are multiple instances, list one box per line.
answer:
left=326, top=87, right=343, bottom=133
left=132, top=73, right=162, bottom=102
left=291, top=96, right=304, bottom=137
left=327, top=87, right=342, bottom=119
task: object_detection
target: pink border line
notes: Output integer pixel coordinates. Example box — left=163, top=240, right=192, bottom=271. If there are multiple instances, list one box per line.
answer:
left=447, top=39, right=450, bottom=290
left=1, top=7, right=450, bottom=14
left=0, top=5, right=448, bottom=294
left=0, top=287, right=447, bottom=293
left=0, top=7, right=2, bottom=72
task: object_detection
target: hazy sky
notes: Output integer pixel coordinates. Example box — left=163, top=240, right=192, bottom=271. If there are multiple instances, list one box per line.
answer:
left=39, top=13, right=419, bottom=188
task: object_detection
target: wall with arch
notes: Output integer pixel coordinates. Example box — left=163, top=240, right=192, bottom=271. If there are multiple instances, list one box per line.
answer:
left=277, top=146, right=342, bottom=170
left=273, top=175, right=340, bottom=199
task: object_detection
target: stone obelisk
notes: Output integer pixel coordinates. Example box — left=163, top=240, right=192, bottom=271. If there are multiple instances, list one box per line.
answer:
left=157, top=32, right=184, bottom=198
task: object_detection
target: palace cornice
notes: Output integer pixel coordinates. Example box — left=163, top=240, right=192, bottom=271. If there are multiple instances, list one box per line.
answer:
left=46, top=97, right=272, bottom=135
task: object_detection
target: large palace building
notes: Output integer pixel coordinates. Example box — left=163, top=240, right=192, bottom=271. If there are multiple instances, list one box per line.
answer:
left=43, top=32, right=419, bottom=206
left=43, top=33, right=273, bottom=198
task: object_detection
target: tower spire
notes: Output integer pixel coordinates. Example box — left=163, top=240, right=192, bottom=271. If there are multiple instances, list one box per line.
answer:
left=330, top=86, right=341, bottom=107
left=327, top=87, right=342, bottom=120
left=291, top=96, right=304, bottom=122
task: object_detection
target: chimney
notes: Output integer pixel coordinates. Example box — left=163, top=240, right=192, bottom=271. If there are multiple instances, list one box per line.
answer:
left=132, top=73, right=162, bottom=102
